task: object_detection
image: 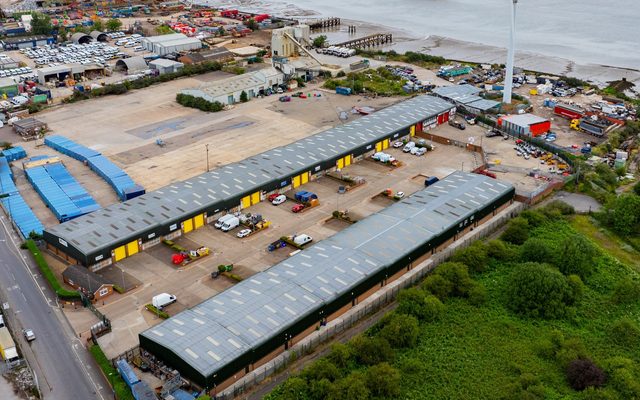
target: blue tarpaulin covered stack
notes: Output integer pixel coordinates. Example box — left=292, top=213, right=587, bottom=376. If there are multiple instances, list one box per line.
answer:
left=0, top=156, right=44, bottom=238
left=1, top=146, right=27, bottom=162
left=25, top=157, right=100, bottom=222
left=44, top=135, right=145, bottom=201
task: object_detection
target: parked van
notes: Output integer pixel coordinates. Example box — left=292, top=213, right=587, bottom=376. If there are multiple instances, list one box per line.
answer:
left=221, top=216, right=240, bottom=232
left=214, top=214, right=234, bottom=229
left=403, top=142, right=416, bottom=152
left=152, top=293, right=176, bottom=309
left=272, top=194, right=287, bottom=205
left=293, top=234, right=313, bottom=246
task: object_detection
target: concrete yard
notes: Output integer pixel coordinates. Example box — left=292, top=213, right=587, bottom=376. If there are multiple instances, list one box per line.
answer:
left=93, top=135, right=477, bottom=358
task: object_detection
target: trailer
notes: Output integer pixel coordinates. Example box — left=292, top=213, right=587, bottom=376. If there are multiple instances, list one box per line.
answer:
left=554, top=103, right=584, bottom=120
left=292, top=198, right=319, bottom=213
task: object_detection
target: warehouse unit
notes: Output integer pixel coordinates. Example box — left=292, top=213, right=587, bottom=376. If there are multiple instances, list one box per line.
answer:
left=25, top=158, right=100, bottom=222
left=498, top=113, right=551, bottom=137
left=554, top=103, right=585, bottom=120
left=140, top=172, right=515, bottom=391
left=0, top=156, right=44, bottom=238
left=141, top=33, right=202, bottom=56
left=43, top=95, right=456, bottom=268
left=45, top=135, right=145, bottom=201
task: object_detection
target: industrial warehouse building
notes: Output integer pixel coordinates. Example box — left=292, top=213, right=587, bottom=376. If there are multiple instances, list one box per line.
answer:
left=180, top=67, right=284, bottom=105
left=149, top=58, right=184, bottom=75
left=43, top=95, right=456, bottom=269
left=1, top=35, right=54, bottom=50
left=115, top=56, right=148, bottom=75
left=498, top=113, right=551, bottom=137
left=139, top=172, right=515, bottom=392
left=141, top=33, right=202, bottom=56
left=433, top=84, right=501, bottom=114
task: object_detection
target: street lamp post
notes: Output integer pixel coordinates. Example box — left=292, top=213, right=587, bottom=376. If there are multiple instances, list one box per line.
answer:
left=108, top=372, right=116, bottom=400
left=205, top=144, right=210, bottom=172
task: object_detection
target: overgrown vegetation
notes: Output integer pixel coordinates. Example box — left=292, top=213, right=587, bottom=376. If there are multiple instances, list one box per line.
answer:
left=89, top=344, right=134, bottom=400
left=176, top=93, right=224, bottom=112
left=266, top=203, right=640, bottom=399
left=323, top=67, right=407, bottom=96
left=64, top=61, right=222, bottom=103
left=355, top=49, right=446, bottom=68
left=144, top=304, right=169, bottom=319
left=24, top=239, right=80, bottom=300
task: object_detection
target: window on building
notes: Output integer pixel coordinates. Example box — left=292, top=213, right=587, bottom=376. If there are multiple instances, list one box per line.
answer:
left=99, top=287, right=109, bottom=297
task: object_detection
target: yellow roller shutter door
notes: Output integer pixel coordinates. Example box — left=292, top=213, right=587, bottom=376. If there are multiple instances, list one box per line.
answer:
left=344, top=155, right=352, bottom=166
left=292, top=175, right=301, bottom=188
left=410, top=126, right=416, bottom=136
left=337, top=158, right=344, bottom=169
left=375, top=142, right=382, bottom=152
left=183, top=218, right=193, bottom=233
left=241, top=195, right=251, bottom=209
left=382, top=140, right=389, bottom=150
left=194, top=214, right=204, bottom=229
left=251, top=192, right=260, bottom=205
left=113, top=245, right=126, bottom=262
left=301, top=172, right=309, bottom=184
left=126, top=240, right=139, bottom=256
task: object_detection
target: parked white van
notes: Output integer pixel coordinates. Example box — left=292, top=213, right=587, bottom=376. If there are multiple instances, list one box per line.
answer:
left=214, top=214, right=234, bottom=229
left=152, top=293, right=176, bottom=309
left=403, top=142, right=416, bottom=153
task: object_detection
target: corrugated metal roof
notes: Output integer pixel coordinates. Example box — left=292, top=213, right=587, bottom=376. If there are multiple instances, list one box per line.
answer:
left=140, top=172, right=514, bottom=377
left=502, top=113, right=549, bottom=127
left=45, top=95, right=454, bottom=257
left=433, top=84, right=482, bottom=100
left=181, top=67, right=283, bottom=100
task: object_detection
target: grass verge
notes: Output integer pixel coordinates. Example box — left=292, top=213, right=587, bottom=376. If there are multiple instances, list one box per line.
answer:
left=24, top=239, right=80, bottom=300
left=89, top=344, right=134, bottom=400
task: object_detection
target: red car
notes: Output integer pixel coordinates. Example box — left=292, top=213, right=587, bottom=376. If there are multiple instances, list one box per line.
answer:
left=292, top=204, right=305, bottom=213
left=267, top=193, right=281, bottom=202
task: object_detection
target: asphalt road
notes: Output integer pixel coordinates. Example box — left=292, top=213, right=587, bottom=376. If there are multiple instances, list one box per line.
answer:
left=0, top=216, right=111, bottom=400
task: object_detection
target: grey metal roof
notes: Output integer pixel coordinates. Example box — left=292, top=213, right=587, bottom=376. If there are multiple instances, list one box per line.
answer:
left=45, top=95, right=454, bottom=257
left=115, top=56, right=148, bottom=73
left=140, top=172, right=514, bottom=377
left=466, top=98, right=501, bottom=111
left=433, top=84, right=482, bottom=100
left=502, top=113, right=549, bottom=127
left=142, top=33, right=190, bottom=44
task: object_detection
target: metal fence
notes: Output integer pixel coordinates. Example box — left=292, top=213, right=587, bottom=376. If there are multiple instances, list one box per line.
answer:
left=218, top=202, right=526, bottom=399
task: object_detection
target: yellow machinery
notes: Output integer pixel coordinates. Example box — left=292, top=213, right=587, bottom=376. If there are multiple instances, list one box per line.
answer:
left=570, top=119, right=581, bottom=131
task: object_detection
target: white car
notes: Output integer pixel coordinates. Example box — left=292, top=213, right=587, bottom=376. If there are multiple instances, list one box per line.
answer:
left=415, top=147, right=427, bottom=156
left=23, top=329, right=35, bottom=342
left=394, top=191, right=405, bottom=199
left=392, top=141, right=404, bottom=148
left=272, top=194, right=287, bottom=205
left=410, top=146, right=420, bottom=155
left=237, top=229, right=252, bottom=238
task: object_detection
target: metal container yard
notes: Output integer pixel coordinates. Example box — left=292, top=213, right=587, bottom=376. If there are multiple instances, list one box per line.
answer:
left=0, top=156, right=44, bottom=238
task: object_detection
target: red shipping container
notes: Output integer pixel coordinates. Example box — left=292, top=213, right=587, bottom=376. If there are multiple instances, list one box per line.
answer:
left=554, top=104, right=583, bottom=120
left=529, top=121, right=551, bottom=137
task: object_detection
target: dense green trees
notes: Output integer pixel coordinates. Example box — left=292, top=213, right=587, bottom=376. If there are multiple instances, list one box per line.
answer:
left=396, top=287, right=444, bottom=321
left=501, top=217, right=530, bottom=244
left=106, top=18, right=122, bottom=32
left=31, top=12, right=52, bottom=35
left=506, top=263, right=581, bottom=319
left=176, top=94, right=224, bottom=112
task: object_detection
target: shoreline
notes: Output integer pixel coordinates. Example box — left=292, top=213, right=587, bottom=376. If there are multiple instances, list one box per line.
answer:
left=311, top=18, right=640, bottom=92
left=197, top=1, right=639, bottom=93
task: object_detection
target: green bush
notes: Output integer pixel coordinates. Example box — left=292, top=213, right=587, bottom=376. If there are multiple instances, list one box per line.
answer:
left=350, top=336, right=394, bottom=365
left=89, top=344, right=134, bottom=400
left=557, top=235, right=598, bottom=279
left=611, top=279, right=640, bottom=304
left=301, top=359, right=341, bottom=382
left=610, top=317, right=640, bottom=347
left=520, top=237, right=556, bottom=264
left=378, top=313, right=420, bottom=348
left=431, top=262, right=474, bottom=298
left=326, top=342, right=352, bottom=369
left=329, top=371, right=369, bottom=400
left=308, top=378, right=331, bottom=400
left=365, top=362, right=400, bottom=398
left=501, top=217, right=530, bottom=245
left=278, top=377, right=308, bottom=400
left=451, top=241, right=489, bottom=273
left=485, top=239, right=518, bottom=261
left=506, top=263, right=577, bottom=319
left=145, top=304, right=169, bottom=319
left=396, top=288, right=445, bottom=321
left=422, top=274, right=452, bottom=300
left=24, top=240, right=80, bottom=300
left=468, top=283, right=488, bottom=306
left=176, top=93, right=224, bottom=112
left=519, top=210, right=548, bottom=228
left=603, top=357, right=640, bottom=398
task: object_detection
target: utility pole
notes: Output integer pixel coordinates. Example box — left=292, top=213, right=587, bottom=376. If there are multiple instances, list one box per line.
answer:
left=205, top=144, right=210, bottom=172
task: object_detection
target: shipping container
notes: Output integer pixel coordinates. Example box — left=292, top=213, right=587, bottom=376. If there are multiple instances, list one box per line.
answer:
left=554, top=104, right=584, bottom=120
left=116, top=359, right=140, bottom=389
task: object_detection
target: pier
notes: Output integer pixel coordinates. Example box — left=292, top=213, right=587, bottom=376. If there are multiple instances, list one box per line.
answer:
left=308, top=17, right=341, bottom=30
left=334, top=33, right=393, bottom=49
